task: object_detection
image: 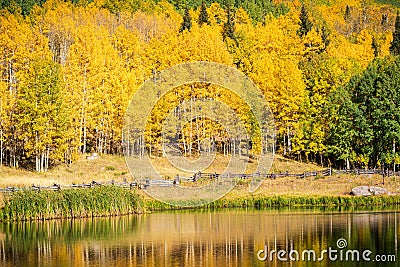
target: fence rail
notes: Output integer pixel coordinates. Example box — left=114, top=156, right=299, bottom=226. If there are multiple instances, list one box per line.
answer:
left=0, top=168, right=398, bottom=192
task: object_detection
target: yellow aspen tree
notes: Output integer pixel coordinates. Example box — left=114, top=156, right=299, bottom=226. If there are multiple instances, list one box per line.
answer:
left=236, top=13, right=305, bottom=156
left=34, top=0, right=76, bottom=65
left=0, top=12, right=51, bottom=168
left=64, top=23, right=99, bottom=154
left=208, top=3, right=226, bottom=26
left=302, top=28, right=325, bottom=55
left=235, top=7, right=252, bottom=25
left=17, top=59, right=69, bottom=172
left=0, top=81, right=10, bottom=168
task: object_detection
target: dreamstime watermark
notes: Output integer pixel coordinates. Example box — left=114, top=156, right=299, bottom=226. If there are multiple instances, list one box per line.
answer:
left=122, top=62, right=275, bottom=207
left=257, top=238, right=396, bottom=263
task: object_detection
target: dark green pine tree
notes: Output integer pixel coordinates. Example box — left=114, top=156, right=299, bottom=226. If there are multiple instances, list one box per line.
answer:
left=0, top=0, right=46, bottom=16
left=372, top=36, right=379, bottom=57
left=390, top=11, right=400, bottom=56
left=198, top=1, right=210, bottom=26
left=297, top=5, right=312, bottom=38
left=179, top=7, right=192, bottom=33
left=222, top=5, right=237, bottom=43
left=344, top=5, right=351, bottom=22
left=321, top=26, right=330, bottom=50
left=327, top=57, right=400, bottom=169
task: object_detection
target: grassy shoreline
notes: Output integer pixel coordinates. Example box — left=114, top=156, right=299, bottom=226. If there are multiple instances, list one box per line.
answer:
left=1, top=186, right=400, bottom=221
left=144, top=194, right=400, bottom=211
left=1, top=154, right=400, bottom=221
left=0, top=186, right=143, bottom=221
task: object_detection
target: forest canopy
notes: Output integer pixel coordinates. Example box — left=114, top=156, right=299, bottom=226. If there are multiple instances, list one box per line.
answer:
left=0, top=0, right=400, bottom=172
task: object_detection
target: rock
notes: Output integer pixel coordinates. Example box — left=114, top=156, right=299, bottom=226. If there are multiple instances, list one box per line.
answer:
left=369, top=186, right=388, bottom=195
left=351, top=186, right=389, bottom=196
left=351, top=186, right=372, bottom=196
left=86, top=153, right=99, bottom=160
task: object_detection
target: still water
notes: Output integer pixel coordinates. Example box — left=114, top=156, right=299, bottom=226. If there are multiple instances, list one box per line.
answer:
left=0, top=208, right=399, bottom=266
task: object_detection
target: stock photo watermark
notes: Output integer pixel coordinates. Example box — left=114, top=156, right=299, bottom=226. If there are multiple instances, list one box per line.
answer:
left=257, top=238, right=396, bottom=263
left=123, top=62, right=275, bottom=207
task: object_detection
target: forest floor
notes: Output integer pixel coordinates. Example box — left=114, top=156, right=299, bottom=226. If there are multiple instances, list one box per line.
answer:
left=0, top=154, right=399, bottom=197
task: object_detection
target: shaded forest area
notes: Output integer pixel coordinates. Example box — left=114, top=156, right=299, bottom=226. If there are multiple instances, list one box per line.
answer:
left=1, top=0, right=400, bottom=172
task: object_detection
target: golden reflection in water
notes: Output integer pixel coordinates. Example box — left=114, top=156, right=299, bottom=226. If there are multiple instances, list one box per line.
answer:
left=0, top=208, right=398, bottom=267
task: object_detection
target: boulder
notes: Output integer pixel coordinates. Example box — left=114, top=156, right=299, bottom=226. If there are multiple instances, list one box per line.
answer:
left=86, top=153, right=99, bottom=160
left=351, top=186, right=372, bottom=196
left=351, top=186, right=388, bottom=196
left=369, top=186, right=388, bottom=195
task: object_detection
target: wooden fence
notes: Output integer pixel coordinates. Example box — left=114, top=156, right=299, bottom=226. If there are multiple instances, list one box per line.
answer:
left=333, top=169, right=400, bottom=176
left=0, top=168, right=398, bottom=192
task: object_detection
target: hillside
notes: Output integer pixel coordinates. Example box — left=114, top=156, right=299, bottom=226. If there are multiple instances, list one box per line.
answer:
left=1, top=154, right=399, bottom=199
left=0, top=154, right=321, bottom=187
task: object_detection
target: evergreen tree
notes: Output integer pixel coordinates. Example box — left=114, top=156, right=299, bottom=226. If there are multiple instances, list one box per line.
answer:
left=321, top=26, right=330, bottom=50
left=344, top=5, right=351, bottom=22
left=326, top=86, right=357, bottom=169
left=327, top=58, right=400, bottom=169
left=198, top=1, right=210, bottom=26
left=297, top=5, right=312, bottom=38
left=179, top=7, right=192, bottom=32
left=222, top=5, right=236, bottom=43
left=390, top=11, right=400, bottom=56
left=372, top=36, right=379, bottom=57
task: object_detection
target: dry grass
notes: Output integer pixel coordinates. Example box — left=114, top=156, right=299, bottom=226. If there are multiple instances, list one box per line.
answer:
left=226, top=174, right=400, bottom=199
left=149, top=154, right=260, bottom=178
left=270, top=154, right=325, bottom=173
left=0, top=154, right=399, bottom=198
left=0, top=154, right=130, bottom=187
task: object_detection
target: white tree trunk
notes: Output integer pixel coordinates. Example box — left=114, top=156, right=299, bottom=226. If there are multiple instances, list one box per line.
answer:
left=0, top=128, right=2, bottom=169
left=393, top=139, right=396, bottom=172
left=287, top=125, right=291, bottom=154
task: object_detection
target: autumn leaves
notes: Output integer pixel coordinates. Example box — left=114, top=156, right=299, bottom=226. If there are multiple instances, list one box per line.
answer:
left=0, top=0, right=399, bottom=172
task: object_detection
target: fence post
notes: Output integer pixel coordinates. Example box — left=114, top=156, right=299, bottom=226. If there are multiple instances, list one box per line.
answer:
left=174, top=175, right=179, bottom=185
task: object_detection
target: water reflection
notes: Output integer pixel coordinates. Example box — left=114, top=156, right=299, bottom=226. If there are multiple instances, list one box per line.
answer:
left=0, top=207, right=398, bottom=266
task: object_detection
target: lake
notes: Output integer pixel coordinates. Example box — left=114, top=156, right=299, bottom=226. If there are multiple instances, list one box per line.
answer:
left=0, top=207, right=398, bottom=266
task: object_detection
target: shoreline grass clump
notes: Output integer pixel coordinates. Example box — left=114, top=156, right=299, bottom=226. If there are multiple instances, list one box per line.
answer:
left=203, top=195, right=400, bottom=209
left=141, top=194, right=400, bottom=212
left=0, top=186, right=143, bottom=221
left=3, top=187, right=400, bottom=222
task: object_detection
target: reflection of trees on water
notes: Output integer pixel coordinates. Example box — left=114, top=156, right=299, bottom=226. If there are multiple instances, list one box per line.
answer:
left=0, top=209, right=398, bottom=266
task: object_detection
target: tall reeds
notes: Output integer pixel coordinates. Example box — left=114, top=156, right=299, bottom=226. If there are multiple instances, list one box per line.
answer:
left=204, top=195, right=400, bottom=209
left=0, top=186, right=143, bottom=221
left=2, top=187, right=400, bottom=221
